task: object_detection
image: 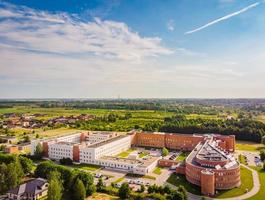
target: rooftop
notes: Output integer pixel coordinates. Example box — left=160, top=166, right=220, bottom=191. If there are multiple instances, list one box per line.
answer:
left=87, top=134, right=130, bottom=148
left=186, top=136, right=239, bottom=170
left=8, top=178, right=48, bottom=196
left=99, top=155, right=160, bottom=167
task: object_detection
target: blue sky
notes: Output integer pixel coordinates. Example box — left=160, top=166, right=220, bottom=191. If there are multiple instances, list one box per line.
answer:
left=0, top=0, right=265, bottom=98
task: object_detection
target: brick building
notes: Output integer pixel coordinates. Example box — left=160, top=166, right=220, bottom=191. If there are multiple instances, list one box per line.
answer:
left=131, top=131, right=239, bottom=196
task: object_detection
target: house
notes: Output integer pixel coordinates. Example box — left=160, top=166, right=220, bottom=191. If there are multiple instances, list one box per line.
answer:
left=7, top=178, right=48, bottom=200
left=0, top=135, right=17, bottom=144
left=4, top=143, right=31, bottom=154
left=4, top=146, right=20, bottom=154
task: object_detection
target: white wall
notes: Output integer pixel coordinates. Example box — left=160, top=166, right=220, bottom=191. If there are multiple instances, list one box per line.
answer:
left=48, top=143, right=73, bottom=160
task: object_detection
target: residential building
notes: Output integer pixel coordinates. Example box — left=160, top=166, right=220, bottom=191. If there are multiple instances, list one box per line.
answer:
left=7, top=178, right=48, bottom=200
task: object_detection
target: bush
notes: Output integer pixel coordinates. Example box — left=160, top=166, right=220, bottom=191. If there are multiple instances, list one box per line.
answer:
left=118, top=183, right=131, bottom=199
left=260, top=150, right=265, bottom=161
left=59, top=157, right=73, bottom=165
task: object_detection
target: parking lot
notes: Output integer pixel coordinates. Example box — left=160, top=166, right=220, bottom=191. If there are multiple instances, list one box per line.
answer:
left=83, top=147, right=183, bottom=192
left=236, top=150, right=263, bottom=167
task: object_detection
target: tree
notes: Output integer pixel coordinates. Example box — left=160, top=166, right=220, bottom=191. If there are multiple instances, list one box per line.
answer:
left=163, top=185, right=171, bottom=194
left=260, top=150, right=265, bottom=161
left=73, top=179, right=86, bottom=200
left=0, top=163, right=8, bottom=194
left=118, top=183, right=131, bottom=199
left=23, top=135, right=30, bottom=143
left=6, top=163, right=19, bottom=190
left=19, top=156, right=33, bottom=174
left=72, top=170, right=95, bottom=196
left=125, top=113, right=132, bottom=120
left=35, top=143, right=43, bottom=159
left=48, top=171, right=63, bottom=200
left=171, top=191, right=184, bottom=200
left=59, top=158, right=73, bottom=165
left=178, top=185, right=187, bottom=200
left=138, top=184, right=145, bottom=193
left=14, top=157, right=24, bottom=181
left=96, top=177, right=105, bottom=192
left=162, top=147, right=169, bottom=157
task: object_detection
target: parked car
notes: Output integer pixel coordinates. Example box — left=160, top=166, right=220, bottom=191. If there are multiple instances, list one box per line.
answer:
left=95, top=173, right=102, bottom=178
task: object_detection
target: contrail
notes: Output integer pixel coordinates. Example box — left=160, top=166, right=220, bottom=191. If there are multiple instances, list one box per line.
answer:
left=185, top=1, right=261, bottom=34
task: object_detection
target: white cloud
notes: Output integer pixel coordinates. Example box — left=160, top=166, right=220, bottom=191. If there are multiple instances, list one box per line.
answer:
left=0, top=2, right=262, bottom=98
left=167, top=19, right=174, bottom=31
left=185, top=1, right=261, bottom=34
left=0, top=2, right=172, bottom=61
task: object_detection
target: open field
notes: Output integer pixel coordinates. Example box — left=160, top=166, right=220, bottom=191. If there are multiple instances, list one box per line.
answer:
left=87, top=193, right=119, bottom=200
left=236, top=141, right=265, bottom=152
left=255, top=115, right=265, bottom=124
left=9, top=127, right=81, bottom=139
left=246, top=166, right=265, bottom=200
left=0, top=106, right=174, bottom=119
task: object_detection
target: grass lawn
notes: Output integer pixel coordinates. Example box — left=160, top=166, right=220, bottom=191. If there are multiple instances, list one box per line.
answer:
left=236, top=142, right=265, bottom=152
left=215, top=166, right=253, bottom=198
left=87, top=193, right=119, bottom=200
left=9, top=127, right=80, bottom=140
left=167, top=173, right=201, bottom=195
left=246, top=166, right=265, bottom=200
left=71, top=163, right=101, bottom=171
left=139, top=151, right=149, bottom=158
left=117, top=148, right=134, bottom=158
left=126, top=173, right=156, bottom=180
left=176, top=152, right=189, bottom=161
left=238, top=154, right=248, bottom=165
left=153, top=167, right=163, bottom=175
left=113, top=177, right=124, bottom=183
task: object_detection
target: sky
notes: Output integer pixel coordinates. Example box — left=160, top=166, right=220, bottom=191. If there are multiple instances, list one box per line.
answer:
left=0, top=0, right=265, bottom=98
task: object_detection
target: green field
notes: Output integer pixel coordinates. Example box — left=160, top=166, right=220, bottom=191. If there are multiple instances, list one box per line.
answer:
left=126, top=173, right=156, bottom=180
left=246, top=167, right=265, bottom=200
left=176, top=152, right=189, bottom=161
left=87, top=193, right=119, bottom=200
left=167, top=173, right=201, bottom=195
left=6, top=127, right=81, bottom=140
left=153, top=167, right=163, bottom=175
left=0, top=106, right=174, bottom=118
left=236, top=142, right=265, bottom=152
left=71, top=163, right=101, bottom=171
left=0, top=106, right=228, bottom=134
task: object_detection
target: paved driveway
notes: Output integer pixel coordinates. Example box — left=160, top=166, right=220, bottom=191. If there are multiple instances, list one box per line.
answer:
left=235, top=150, right=261, bottom=166
left=99, top=168, right=127, bottom=186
